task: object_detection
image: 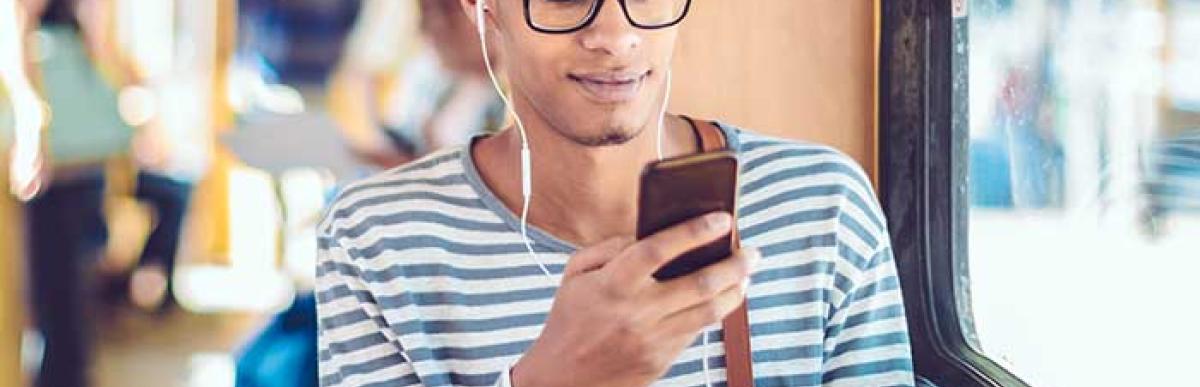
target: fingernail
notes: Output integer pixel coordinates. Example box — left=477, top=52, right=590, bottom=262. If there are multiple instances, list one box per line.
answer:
left=707, top=212, right=731, bottom=232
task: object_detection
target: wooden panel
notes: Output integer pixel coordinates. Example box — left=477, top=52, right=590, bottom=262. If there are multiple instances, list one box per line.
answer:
left=0, top=162, right=25, bottom=387
left=671, top=0, right=876, bottom=172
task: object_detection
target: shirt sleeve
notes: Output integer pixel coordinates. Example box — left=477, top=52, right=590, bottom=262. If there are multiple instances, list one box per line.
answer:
left=820, top=245, right=915, bottom=386
left=316, top=230, right=517, bottom=387
left=316, top=234, right=421, bottom=386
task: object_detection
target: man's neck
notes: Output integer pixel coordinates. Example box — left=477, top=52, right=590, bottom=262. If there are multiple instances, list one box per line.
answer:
left=472, top=112, right=699, bottom=247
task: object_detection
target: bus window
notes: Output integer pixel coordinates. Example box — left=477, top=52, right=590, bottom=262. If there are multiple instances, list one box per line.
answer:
left=964, top=1, right=1200, bottom=386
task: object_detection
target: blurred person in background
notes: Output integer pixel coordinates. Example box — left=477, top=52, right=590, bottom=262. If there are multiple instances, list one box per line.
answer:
left=11, top=0, right=196, bottom=385
left=1, top=2, right=47, bottom=385
left=235, top=0, right=361, bottom=86
left=237, top=3, right=505, bottom=386
left=328, top=0, right=505, bottom=170
left=13, top=0, right=131, bottom=385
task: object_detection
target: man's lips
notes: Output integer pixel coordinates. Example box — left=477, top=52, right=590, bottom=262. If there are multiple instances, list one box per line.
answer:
left=568, top=70, right=650, bottom=103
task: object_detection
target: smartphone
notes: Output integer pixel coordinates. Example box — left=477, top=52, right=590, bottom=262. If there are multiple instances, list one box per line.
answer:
left=637, top=151, right=740, bottom=281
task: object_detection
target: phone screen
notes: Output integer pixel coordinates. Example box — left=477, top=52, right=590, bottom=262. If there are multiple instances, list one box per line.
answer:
left=637, top=151, right=740, bottom=281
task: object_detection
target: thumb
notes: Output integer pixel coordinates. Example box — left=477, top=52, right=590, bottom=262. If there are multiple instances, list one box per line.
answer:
left=563, top=236, right=634, bottom=279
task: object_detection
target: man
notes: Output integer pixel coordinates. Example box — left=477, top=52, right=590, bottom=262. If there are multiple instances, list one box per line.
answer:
left=317, top=0, right=914, bottom=386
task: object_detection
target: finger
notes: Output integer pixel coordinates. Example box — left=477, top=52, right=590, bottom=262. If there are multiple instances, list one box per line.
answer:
left=605, top=212, right=733, bottom=289
left=647, top=247, right=760, bottom=316
left=563, top=236, right=635, bottom=279
left=658, top=277, right=749, bottom=338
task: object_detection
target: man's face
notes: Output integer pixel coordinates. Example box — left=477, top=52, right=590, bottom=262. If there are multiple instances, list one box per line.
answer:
left=480, top=0, right=681, bottom=146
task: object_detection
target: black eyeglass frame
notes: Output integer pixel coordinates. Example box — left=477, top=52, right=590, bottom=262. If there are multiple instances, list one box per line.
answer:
left=523, top=0, right=692, bottom=34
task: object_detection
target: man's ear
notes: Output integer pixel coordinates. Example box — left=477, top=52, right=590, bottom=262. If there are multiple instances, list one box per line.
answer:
left=460, top=0, right=485, bottom=32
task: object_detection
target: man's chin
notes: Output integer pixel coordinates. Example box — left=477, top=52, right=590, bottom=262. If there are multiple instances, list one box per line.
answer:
left=563, top=126, right=646, bottom=147
left=546, top=104, right=649, bottom=147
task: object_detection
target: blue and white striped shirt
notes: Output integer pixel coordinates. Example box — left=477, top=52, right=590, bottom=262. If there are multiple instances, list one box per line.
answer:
left=316, top=124, right=914, bottom=386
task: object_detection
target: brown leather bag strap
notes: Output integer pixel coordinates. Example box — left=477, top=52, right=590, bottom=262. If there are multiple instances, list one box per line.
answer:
left=722, top=302, right=753, bottom=387
left=683, top=116, right=754, bottom=387
left=690, top=118, right=728, bottom=152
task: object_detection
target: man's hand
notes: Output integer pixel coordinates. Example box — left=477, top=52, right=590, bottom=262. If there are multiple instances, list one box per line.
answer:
left=512, top=212, right=760, bottom=387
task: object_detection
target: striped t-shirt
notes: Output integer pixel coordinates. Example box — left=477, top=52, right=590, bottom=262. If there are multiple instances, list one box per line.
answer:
left=316, top=123, right=915, bottom=386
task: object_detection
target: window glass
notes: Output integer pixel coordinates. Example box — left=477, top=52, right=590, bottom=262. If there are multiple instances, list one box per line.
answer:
left=966, top=1, right=1200, bottom=386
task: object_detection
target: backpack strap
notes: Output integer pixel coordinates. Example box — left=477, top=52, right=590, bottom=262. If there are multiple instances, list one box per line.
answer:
left=682, top=116, right=753, bottom=387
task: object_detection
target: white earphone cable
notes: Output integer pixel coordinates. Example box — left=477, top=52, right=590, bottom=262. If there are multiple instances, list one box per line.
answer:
left=477, top=0, right=551, bottom=278
left=656, top=70, right=672, bottom=161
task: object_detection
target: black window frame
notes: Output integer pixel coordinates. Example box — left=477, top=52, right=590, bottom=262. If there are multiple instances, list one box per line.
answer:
left=877, top=1, right=1031, bottom=386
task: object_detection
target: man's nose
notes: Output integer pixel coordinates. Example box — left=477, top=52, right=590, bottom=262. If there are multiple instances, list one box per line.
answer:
left=578, top=1, right=642, bottom=59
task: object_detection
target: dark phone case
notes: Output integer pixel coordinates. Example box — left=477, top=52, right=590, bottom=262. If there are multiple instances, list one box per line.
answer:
left=637, top=151, right=740, bottom=281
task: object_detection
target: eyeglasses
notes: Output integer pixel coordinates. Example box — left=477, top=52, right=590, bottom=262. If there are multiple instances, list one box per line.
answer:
left=524, top=0, right=692, bottom=34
